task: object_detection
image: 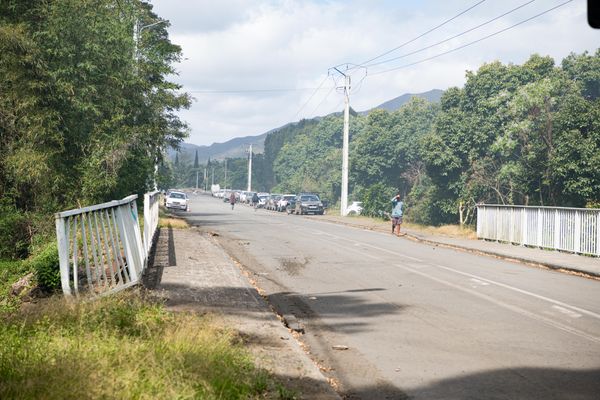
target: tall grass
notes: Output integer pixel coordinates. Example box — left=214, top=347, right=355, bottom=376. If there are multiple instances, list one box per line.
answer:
left=0, top=290, right=272, bottom=399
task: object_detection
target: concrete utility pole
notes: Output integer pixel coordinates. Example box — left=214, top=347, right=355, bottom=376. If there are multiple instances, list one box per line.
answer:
left=204, top=167, right=207, bottom=191
left=133, top=19, right=167, bottom=191
left=247, top=144, right=253, bottom=192
left=224, top=159, right=228, bottom=190
left=333, top=67, right=351, bottom=216
left=196, top=170, right=199, bottom=190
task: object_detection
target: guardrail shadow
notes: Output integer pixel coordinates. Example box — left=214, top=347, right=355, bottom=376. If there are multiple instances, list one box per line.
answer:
left=142, top=226, right=177, bottom=289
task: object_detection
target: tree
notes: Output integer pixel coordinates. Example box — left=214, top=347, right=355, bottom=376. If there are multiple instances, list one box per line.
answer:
left=0, top=0, right=190, bottom=257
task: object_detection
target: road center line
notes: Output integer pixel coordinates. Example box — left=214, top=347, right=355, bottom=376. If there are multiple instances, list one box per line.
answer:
left=310, top=227, right=600, bottom=321
left=395, top=263, right=600, bottom=344
left=430, top=263, right=600, bottom=321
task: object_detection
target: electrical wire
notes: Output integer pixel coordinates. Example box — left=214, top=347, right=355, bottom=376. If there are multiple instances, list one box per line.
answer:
left=187, top=87, right=330, bottom=94
left=370, top=0, right=573, bottom=76
left=357, top=0, right=487, bottom=66
left=293, top=75, right=330, bottom=119
left=366, top=0, right=537, bottom=68
left=310, top=83, right=337, bottom=116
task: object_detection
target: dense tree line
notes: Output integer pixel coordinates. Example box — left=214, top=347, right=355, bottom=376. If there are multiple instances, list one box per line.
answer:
left=196, top=51, right=598, bottom=226
left=0, top=0, right=189, bottom=258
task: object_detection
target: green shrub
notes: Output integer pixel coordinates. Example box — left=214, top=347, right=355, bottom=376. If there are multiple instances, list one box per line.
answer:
left=359, top=183, right=396, bottom=219
left=28, top=242, right=60, bottom=292
left=0, top=200, right=30, bottom=259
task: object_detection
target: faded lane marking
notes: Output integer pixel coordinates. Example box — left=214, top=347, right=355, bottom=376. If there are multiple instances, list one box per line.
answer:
left=432, top=263, right=600, bottom=321
left=552, top=305, right=582, bottom=319
left=396, top=263, right=600, bottom=344
left=307, top=227, right=600, bottom=321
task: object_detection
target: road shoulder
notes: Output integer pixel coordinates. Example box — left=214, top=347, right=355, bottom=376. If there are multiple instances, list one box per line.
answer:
left=144, top=226, right=341, bottom=399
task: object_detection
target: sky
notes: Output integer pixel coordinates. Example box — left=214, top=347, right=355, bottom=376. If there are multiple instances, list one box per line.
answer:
left=149, top=0, right=599, bottom=147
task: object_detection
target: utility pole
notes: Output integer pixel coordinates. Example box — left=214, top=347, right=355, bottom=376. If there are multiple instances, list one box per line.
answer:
left=133, top=18, right=167, bottom=191
left=224, top=159, right=228, bottom=190
left=204, top=167, right=207, bottom=191
left=333, top=67, right=351, bottom=216
left=211, top=167, right=214, bottom=186
left=196, top=170, right=199, bottom=190
left=247, top=144, right=253, bottom=192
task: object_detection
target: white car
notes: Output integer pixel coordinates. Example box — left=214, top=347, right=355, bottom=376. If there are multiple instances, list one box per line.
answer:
left=165, top=191, right=189, bottom=211
left=277, top=194, right=296, bottom=211
left=346, top=201, right=363, bottom=215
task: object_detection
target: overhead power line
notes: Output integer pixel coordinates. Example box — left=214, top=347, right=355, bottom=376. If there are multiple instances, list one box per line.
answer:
left=357, top=0, right=487, bottom=66
left=293, top=75, right=330, bottom=119
left=187, top=87, right=331, bottom=94
left=370, top=0, right=573, bottom=76
left=366, top=0, right=537, bottom=68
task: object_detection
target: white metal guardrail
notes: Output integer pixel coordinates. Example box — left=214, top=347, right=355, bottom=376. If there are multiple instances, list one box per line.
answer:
left=477, top=204, right=600, bottom=256
left=143, top=190, right=160, bottom=257
left=55, top=192, right=160, bottom=297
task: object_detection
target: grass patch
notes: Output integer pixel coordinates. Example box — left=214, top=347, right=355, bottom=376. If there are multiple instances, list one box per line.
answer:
left=159, top=217, right=189, bottom=229
left=404, top=222, right=477, bottom=239
left=0, top=290, right=283, bottom=399
left=158, top=205, right=189, bottom=229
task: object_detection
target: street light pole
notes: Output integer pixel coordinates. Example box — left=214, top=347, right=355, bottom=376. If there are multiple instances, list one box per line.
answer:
left=133, top=19, right=167, bottom=191
left=247, top=144, right=253, bottom=192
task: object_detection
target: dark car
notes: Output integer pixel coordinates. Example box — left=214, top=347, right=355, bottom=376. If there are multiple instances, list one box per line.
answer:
left=294, top=193, right=324, bottom=215
left=285, top=197, right=297, bottom=214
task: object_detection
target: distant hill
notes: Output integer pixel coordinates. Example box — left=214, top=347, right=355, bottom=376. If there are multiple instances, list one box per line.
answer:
left=167, top=131, right=269, bottom=164
left=360, top=89, right=444, bottom=114
left=169, top=89, right=443, bottom=163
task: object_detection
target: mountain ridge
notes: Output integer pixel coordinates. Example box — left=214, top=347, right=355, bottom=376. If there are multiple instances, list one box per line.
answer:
left=169, top=89, right=443, bottom=163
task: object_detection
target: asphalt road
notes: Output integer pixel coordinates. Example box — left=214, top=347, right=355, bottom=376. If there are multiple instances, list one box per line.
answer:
left=184, top=194, right=600, bottom=400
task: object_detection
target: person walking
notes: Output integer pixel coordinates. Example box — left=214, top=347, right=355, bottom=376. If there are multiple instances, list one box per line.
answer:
left=391, top=193, right=404, bottom=236
left=252, top=192, right=259, bottom=210
left=229, top=191, right=236, bottom=210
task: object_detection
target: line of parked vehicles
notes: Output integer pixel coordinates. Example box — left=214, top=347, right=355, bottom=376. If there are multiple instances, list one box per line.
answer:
left=162, top=187, right=364, bottom=216
left=213, top=189, right=330, bottom=215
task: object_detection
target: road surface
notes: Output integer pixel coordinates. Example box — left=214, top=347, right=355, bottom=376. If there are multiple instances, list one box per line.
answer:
left=183, top=194, right=600, bottom=399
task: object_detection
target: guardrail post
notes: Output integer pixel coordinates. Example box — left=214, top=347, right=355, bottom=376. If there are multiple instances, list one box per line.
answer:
left=537, top=208, right=542, bottom=248
left=596, top=212, right=600, bottom=257
left=574, top=210, right=581, bottom=254
left=554, top=209, right=560, bottom=250
left=521, top=207, right=527, bottom=246
left=144, top=192, right=150, bottom=259
left=55, top=215, right=72, bottom=296
left=115, top=204, right=139, bottom=282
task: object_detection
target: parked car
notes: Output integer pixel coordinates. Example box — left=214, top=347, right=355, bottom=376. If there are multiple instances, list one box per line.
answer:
left=278, top=194, right=296, bottom=212
left=347, top=201, right=363, bottom=215
left=286, top=197, right=297, bottom=214
left=294, top=193, right=324, bottom=215
left=165, top=191, right=189, bottom=211
left=257, top=193, right=270, bottom=208
left=267, top=194, right=282, bottom=210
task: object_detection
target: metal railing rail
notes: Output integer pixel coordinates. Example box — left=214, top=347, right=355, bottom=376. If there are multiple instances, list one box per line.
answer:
left=143, top=190, right=160, bottom=257
left=476, top=204, right=600, bottom=256
left=55, top=193, right=159, bottom=297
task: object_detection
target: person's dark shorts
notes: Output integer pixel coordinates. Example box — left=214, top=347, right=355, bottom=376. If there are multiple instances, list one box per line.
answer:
left=392, top=216, right=402, bottom=225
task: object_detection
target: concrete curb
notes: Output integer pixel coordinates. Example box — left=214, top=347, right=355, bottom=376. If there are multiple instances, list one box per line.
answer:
left=313, top=216, right=600, bottom=280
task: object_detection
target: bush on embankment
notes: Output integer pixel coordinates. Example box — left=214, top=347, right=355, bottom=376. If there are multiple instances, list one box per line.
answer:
left=0, top=290, right=275, bottom=400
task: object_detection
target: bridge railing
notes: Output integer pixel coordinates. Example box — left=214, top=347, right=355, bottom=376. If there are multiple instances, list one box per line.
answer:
left=476, top=204, right=600, bottom=256
left=143, top=190, right=161, bottom=257
left=55, top=192, right=159, bottom=297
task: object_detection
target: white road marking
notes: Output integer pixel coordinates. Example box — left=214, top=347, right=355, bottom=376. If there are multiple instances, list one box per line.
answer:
left=431, top=263, right=600, bottom=321
left=309, top=226, right=600, bottom=322
left=552, top=305, right=582, bottom=319
left=396, top=263, right=600, bottom=344
left=469, top=278, right=490, bottom=287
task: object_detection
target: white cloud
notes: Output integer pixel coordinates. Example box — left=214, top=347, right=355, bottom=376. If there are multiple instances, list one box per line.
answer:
left=151, top=0, right=599, bottom=146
